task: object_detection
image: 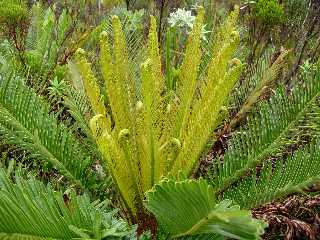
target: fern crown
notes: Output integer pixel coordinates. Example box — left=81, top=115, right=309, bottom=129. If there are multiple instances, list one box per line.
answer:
left=76, top=6, right=242, bottom=219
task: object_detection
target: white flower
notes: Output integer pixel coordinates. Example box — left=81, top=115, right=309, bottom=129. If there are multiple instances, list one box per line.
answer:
left=168, top=8, right=211, bottom=42
left=168, top=9, right=196, bottom=29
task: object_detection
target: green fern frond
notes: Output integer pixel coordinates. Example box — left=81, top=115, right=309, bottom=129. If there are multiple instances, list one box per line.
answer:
left=145, top=178, right=267, bottom=239
left=111, top=16, right=137, bottom=132
left=25, top=3, right=44, bottom=51
left=213, top=66, right=320, bottom=194
left=0, top=40, right=15, bottom=73
left=0, top=168, right=134, bottom=239
left=224, top=140, right=320, bottom=209
left=227, top=49, right=289, bottom=132
left=197, top=5, right=240, bottom=82
left=230, top=48, right=275, bottom=112
left=36, top=7, right=55, bottom=58
left=62, top=61, right=106, bottom=163
left=24, top=4, right=73, bottom=89
left=57, top=9, right=72, bottom=46
left=170, top=6, right=241, bottom=175
left=0, top=73, right=92, bottom=188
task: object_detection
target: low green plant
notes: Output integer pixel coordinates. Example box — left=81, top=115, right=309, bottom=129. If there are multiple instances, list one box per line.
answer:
left=255, top=0, right=284, bottom=26
left=24, top=4, right=73, bottom=86
left=0, top=168, right=135, bottom=240
left=0, top=0, right=29, bottom=65
left=0, top=74, right=92, bottom=188
left=0, top=0, right=28, bottom=27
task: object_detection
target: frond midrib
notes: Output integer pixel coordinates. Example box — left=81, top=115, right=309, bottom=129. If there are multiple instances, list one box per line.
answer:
left=171, top=210, right=219, bottom=238
left=217, top=89, right=320, bottom=194
left=248, top=176, right=320, bottom=209
left=0, top=104, right=84, bottom=189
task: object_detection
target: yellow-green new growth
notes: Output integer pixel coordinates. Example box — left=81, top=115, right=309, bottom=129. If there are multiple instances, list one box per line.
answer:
left=76, top=7, right=242, bottom=222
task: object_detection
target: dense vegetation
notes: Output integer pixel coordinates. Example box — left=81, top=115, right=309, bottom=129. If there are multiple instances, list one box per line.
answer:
left=0, top=0, right=319, bottom=239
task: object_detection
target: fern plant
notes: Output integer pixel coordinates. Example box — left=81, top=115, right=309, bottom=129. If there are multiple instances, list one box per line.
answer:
left=0, top=72, right=93, bottom=189
left=0, top=168, right=135, bottom=240
left=75, top=6, right=243, bottom=222
left=24, top=3, right=72, bottom=87
left=213, top=62, right=320, bottom=195
left=215, top=62, right=320, bottom=186
left=2, top=3, right=320, bottom=240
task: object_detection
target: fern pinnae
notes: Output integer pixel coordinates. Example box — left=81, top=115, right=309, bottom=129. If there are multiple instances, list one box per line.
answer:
left=97, top=129, right=137, bottom=215
left=210, top=5, right=240, bottom=58
left=90, top=114, right=140, bottom=216
left=143, top=15, right=169, bottom=186
left=99, top=31, right=121, bottom=133
left=147, top=16, right=164, bottom=99
left=174, top=59, right=243, bottom=175
left=224, top=140, right=320, bottom=209
left=172, top=19, right=242, bottom=175
left=215, top=67, right=320, bottom=195
left=0, top=168, right=133, bottom=239
left=174, top=7, right=205, bottom=139
left=142, top=16, right=162, bottom=184
left=118, top=129, right=145, bottom=210
left=75, top=49, right=110, bottom=131
left=146, top=15, right=165, bottom=142
left=0, top=74, right=91, bottom=189
left=112, top=16, right=136, bottom=132
left=63, top=86, right=93, bottom=142
left=135, top=100, right=151, bottom=192
left=227, top=49, right=289, bottom=133
left=141, top=61, right=158, bottom=187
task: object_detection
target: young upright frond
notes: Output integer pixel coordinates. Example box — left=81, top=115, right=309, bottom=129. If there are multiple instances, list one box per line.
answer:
left=171, top=7, right=241, bottom=175
left=77, top=7, right=242, bottom=221
left=174, top=7, right=205, bottom=139
left=112, top=16, right=137, bottom=132
left=227, top=49, right=289, bottom=132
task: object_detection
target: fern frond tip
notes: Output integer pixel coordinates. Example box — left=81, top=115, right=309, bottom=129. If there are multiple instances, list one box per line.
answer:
left=118, top=129, right=130, bottom=142
left=89, top=114, right=105, bottom=137
left=75, top=48, right=86, bottom=58
left=112, top=15, right=121, bottom=26
left=141, top=58, right=152, bottom=69
left=230, top=58, right=242, bottom=66
left=233, top=4, right=240, bottom=12
left=196, top=6, right=205, bottom=16
left=230, top=31, right=240, bottom=43
left=136, top=100, right=144, bottom=112
left=100, top=31, right=108, bottom=40
left=149, top=15, right=156, bottom=25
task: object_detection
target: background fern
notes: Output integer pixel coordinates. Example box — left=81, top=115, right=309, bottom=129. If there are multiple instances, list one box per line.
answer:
left=207, top=63, right=320, bottom=216
left=0, top=168, right=134, bottom=240
left=223, top=140, right=320, bottom=209
left=0, top=72, right=93, bottom=189
left=212, top=64, right=320, bottom=194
